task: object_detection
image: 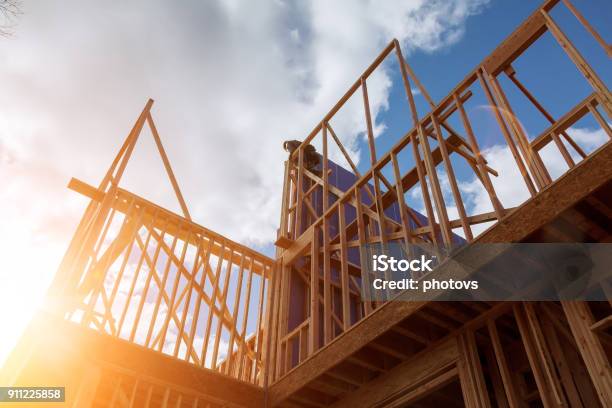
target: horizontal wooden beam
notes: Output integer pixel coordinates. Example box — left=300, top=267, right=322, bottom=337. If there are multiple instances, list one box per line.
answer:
left=282, top=224, right=315, bottom=266
left=68, top=177, right=274, bottom=278
left=331, top=338, right=458, bottom=407
left=482, top=1, right=556, bottom=75
left=531, top=93, right=596, bottom=151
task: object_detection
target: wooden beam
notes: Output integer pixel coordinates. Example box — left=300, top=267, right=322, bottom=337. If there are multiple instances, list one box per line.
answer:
left=310, top=225, right=320, bottom=355
left=457, top=331, right=491, bottom=408
left=330, top=339, right=459, bottom=408
left=482, top=7, right=549, bottom=75
left=562, top=301, right=612, bottom=406
left=146, top=113, right=192, bottom=221
left=67, top=178, right=274, bottom=277
left=487, top=320, right=521, bottom=408
left=338, top=203, right=351, bottom=331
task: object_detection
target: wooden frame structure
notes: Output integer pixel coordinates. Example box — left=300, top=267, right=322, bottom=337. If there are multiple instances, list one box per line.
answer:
left=2, top=0, right=611, bottom=406
left=46, top=99, right=275, bottom=388
left=268, top=0, right=612, bottom=406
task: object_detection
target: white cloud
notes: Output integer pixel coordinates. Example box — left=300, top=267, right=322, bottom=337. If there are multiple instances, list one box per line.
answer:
left=460, top=143, right=531, bottom=215
left=458, top=125, right=609, bottom=237
left=0, top=0, right=490, bottom=243
left=405, top=124, right=609, bottom=240
left=566, top=125, right=609, bottom=151
left=0, top=0, right=489, bottom=364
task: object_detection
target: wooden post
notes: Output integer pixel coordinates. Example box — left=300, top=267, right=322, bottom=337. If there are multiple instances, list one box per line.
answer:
left=562, top=301, right=612, bottom=406
left=588, top=102, right=612, bottom=140
left=327, top=122, right=361, bottom=176
left=362, top=78, right=389, bottom=247
left=409, top=133, right=439, bottom=246
left=276, top=264, right=291, bottom=377
left=254, top=263, right=268, bottom=384
left=117, top=209, right=160, bottom=335
left=322, top=122, right=329, bottom=214
left=201, top=240, right=226, bottom=365
left=431, top=113, right=473, bottom=241
left=391, top=153, right=414, bottom=250
left=129, top=216, right=171, bottom=342
left=458, top=331, right=492, bottom=408
left=239, top=259, right=254, bottom=379
left=541, top=9, right=612, bottom=117
left=561, top=0, right=611, bottom=57
left=487, top=74, right=552, bottom=190
left=478, top=69, right=538, bottom=197
left=289, top=166, right=298, bottom=240
left=211, top=251, right=235, bottom=368
left=309, top=225, right=320, bottom=354
left=144, top=385, right=154, bottom=408
left=355, top=187, right=373, bottom=315
left=395, top=41, right=442, bottom=246
left=266, top=260, right=282, bottom=385
left=147, top=113, right=191, bottom=221
left=263, top=261, right=279, bottom=388
left=338, top=202, right=351, bottom=331
left=100, top=99, right=154, bottom=190
left=128, top=378, right=139, bottom=408
left=485, top=347, right=511, bottom=408
left=487, top=320, right=521, bottom=408
left=513, top=303, right=565, bottom=408
left=186, top=237, right=216, bottom=364
left=144, top=223, right=182, bottom=347
left=505, top=67, right=584, bottom=162
left=323, top=216, right=332, bottom=345
left=522, top=303, right=566, bottom=406
left=161, top=387, right=170, bottom=408
left=540, top=317, right=584, bottom=407
left=82, top=201, right=133, bottom=329
left=62, top=100, right=153, bottom=308
left=280, top=161, right=291, bottom=239
left=361, top=77, right=378, bottom=165
left=453, top=93, right=504, bottom=220
left=225, top=254, right=247, bottom=374
left=418, top=118, right=454, bottom=247
left=295, top=148, right=305, bottom=238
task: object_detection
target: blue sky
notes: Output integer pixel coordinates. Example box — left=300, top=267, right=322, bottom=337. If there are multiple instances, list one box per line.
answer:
left=370, top=0, right=611, bottom=163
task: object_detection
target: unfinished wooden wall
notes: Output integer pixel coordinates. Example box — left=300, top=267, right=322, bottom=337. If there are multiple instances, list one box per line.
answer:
left=268, top=0, right=611, bottom=405
left=46, top=101, right=275, bottom=387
